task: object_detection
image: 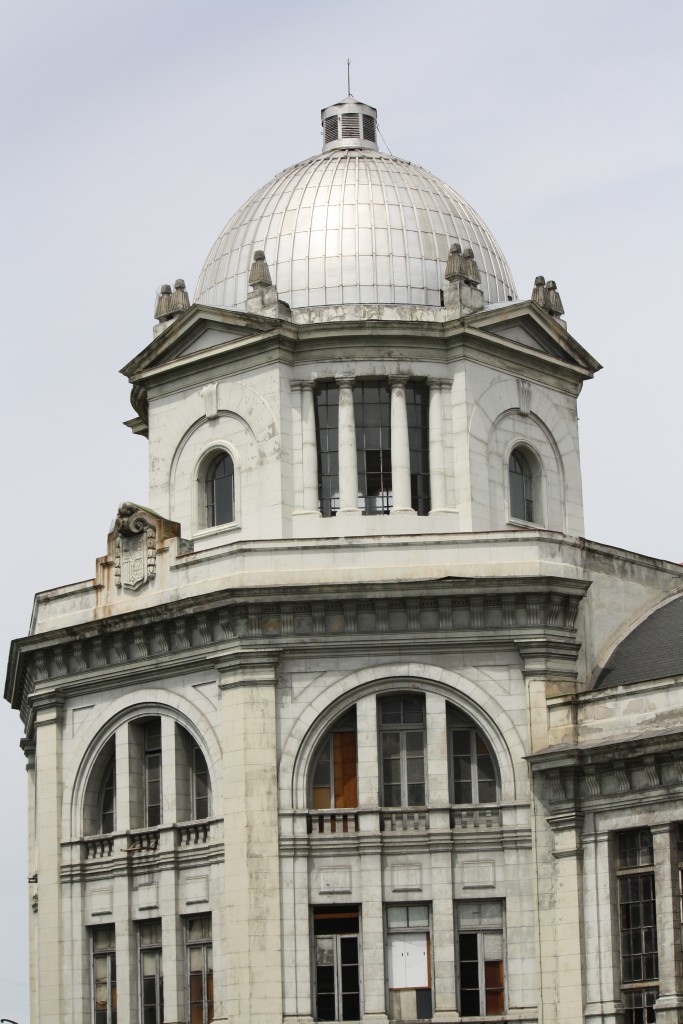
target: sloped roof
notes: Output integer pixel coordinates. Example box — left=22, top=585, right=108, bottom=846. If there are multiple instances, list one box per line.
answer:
left=596, top=595, right=683, bottom=688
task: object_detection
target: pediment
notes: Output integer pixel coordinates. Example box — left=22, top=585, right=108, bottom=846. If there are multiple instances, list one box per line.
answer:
left=121, top=305, right=282, bottom=380
left=465, top=301, right=602, bottom=375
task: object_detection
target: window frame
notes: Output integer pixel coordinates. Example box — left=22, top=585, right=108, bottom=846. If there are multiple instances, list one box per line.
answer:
left=195, top=445, right=239, bottom=534
left=379, top=696, right=427, bottom=808
left=385, top=902, right=432, bottom=1020
left=615, top=828, right=659, bottom=1022
left=143, top=719, right=162, bottom=828
left=191, top=740, right=211, bottom=821
left=310, top=709, right=358, bottom=810
left=185, top=914, right=214, bottom=1024
left=456, top=899, right=506, bottom=1018
left=507, top=443, right=543, bottom=527
left=313, top=906, right=362, bottom=1022
left=138, top=920, right=164, bottom=1024
left=98, top=755, right=116, bottom=835
left=448, top=710, right=499, bottom=806
left=92, top=924, right=117, bottom=1024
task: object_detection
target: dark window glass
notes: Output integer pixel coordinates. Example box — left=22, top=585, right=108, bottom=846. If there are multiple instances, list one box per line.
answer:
left=192, top=742, right=211, bottom=820
left=617, top=830, right=659, bottom=1018
left=355, top=382, right=392, bottom=515
left=205, top=452, right=235, bottom=527
left=509, top=449, right=534, bottom=522
left=315, top=384, right=340, bottom=517
left=139, top=921, right=163, bottom=1024
left=144, top=720, right=162, bottom=828
left=379, top=696, right=426, bottom=807
left=99, top=756, right=116, bottom=834
left=450, top=712, right=499, bottom=804
left=457, top=902, right=505, bottom=1018
left=313, top=908, right=361, bottom=1021
left=406, top=382, right=430, bottom=515
left=187, top=916, right=213, bottom=1024
left=93, top=926, right=117, bottom=1024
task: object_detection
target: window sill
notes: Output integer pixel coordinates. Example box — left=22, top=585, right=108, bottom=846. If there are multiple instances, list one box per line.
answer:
left=507, top=516, right=543, bottom=530
left=194, top=520, right=240, bottom=539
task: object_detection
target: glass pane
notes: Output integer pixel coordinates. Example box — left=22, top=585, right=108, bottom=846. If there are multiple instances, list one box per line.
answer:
left=387, top=906, right=408, bottom=928
left=408, top=904, right=429, bottom=928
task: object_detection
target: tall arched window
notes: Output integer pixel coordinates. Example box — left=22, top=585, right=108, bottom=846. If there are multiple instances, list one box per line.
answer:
left=98, top=756, right=116, bottom=834
left=204, top=451, right=235, bottom=527
left=508, top=447, right=535, bottom=523
left=310, top=709, right=358, bottom=809
left=448, top=709, right=499, bottom=804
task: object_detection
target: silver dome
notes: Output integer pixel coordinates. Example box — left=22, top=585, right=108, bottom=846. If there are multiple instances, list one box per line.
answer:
left=195, top=101, right=517, bottom=311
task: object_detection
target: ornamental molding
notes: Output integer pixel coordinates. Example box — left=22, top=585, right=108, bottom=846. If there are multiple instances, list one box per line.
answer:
left=10, top=578, right=589, bottom=725
left=112, top=503, right=157, bottom=592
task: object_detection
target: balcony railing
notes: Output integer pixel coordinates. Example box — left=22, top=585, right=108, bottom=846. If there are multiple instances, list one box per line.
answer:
left=81, top=819, right=215, bottom=860
left=308, top=811, right=359, bottom=835
left=303, top=804, right=505, bottom=839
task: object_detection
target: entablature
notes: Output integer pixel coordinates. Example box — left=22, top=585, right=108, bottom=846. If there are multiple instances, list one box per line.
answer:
left=6, top=575, right=590, bottom=736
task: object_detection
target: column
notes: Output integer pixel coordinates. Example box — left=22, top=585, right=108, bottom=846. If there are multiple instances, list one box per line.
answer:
left=281, top=846, right=315, bottom=1023
left=428, top=379, right=447, bottom=512
left=583, top=831, right=622, bottom=1024
left=337, top=377, right=360, bottom=515
left=219, top=652, right=283, bottom=1024
left=301, top=382, right=320, bottom=514
left=34, top=695, right=65, bottom=1024
left=355, top=693, right=387, bottom=1020
left=25, top=740, right=39, bottom=1024
left=424, top=694, right=457, bottom=1018
left=114, top=722, right=132, bottom=831
left=359, top=864, right=389, bottom=1024
left=542, top=813, right=586, bottom=1023
left=652, top=823, right=683, bottom=1023
left=389, top=376, right=415, bottom=515
left=290, top=383, right=304, bottom=509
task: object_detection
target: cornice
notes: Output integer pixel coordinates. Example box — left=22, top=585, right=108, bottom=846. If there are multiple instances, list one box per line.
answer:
left=6, top=576, right=589, bottom=739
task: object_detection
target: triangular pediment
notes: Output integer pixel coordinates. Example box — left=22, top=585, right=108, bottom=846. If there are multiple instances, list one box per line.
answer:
left=120, top=304, right=284, bottom=381
left=463, top=301, right=602, bottom=375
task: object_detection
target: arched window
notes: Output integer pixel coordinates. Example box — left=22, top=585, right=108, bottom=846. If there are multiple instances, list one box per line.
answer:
left=98, top=756, right=116, bottom=834
left=448, top=709, right=499, bottom=804
left=508, top=447, right=535, bottom=523
left=83, top=736, right=116, bottom=836
left=379, top=695, right=426, bottom=807
left=310, top=709, right=357, bottom=809
left=82, top=717, right=213, bottom=835
left=204, top=451, right=235, bottom=527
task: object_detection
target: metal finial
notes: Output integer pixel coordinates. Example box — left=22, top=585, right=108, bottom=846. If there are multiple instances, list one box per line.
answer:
left=347, top=58, right=351, bottom=97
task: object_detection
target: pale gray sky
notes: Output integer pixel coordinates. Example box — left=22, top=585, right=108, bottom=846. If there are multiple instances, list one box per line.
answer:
left=1, top=1, right=681, bottom=1018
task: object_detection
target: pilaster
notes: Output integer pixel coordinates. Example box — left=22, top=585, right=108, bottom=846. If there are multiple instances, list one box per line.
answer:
left=218, top=651, right=283, bottom=1024
left=652, top=824, right=683, bottom=1023
left=32, top=691, right=65, bottom=1024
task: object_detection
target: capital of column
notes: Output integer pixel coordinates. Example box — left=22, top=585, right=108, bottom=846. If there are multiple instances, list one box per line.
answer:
left=335, top=374, right=356, bottom=389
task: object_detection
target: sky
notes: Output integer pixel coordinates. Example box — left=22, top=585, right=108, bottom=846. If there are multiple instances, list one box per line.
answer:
left=0, top=0, right=681, bottom=1018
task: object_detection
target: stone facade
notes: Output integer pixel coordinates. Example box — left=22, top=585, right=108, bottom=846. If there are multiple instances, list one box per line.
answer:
left=5, top=97, right=683, bottom=1024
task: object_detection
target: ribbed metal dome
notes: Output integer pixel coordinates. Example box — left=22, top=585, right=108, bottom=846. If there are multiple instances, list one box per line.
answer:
left=195, top=99, right=517, bottom=311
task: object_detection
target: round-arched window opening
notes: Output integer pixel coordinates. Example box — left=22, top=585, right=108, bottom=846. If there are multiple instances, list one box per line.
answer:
left=205, top=452, right=235, bottom=527
left=509, top=448, right=535, bottom=523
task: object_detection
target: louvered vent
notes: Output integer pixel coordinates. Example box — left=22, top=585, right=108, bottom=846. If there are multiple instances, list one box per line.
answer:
left=341, top=112, right=360, bottom=137
left=324, top=116, right=338, bottom=143
left=362, top=114, right=376, bottom=143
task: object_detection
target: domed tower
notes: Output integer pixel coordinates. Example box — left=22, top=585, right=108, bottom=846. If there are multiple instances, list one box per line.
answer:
left=125, top=95, right=599, bottom=548
left=15, top=94, right=683, bottom=1024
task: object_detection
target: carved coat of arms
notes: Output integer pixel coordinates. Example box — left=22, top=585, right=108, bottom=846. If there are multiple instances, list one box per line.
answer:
left=113, top=503, right=157, bottom=591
